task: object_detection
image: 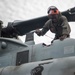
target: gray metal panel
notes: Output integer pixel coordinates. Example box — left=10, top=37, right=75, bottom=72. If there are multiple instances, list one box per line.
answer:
left=0, top=38, right=29, bottom=67
left=0, top=56, right=75, bottom=75
left=32, top=38, right=75, bottom=61
left=0, top=53, right=12, bottom=67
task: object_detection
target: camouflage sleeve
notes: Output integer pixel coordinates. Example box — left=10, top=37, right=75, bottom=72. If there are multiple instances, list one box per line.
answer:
left=61, top=16, right=71, bottom=35
left=40, top=19, right=51, bottom=36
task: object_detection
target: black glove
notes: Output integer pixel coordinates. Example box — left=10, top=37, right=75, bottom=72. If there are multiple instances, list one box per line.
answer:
left=59, top=34, right=67, bottom=41
left=35, top=29, right=41, bottom=36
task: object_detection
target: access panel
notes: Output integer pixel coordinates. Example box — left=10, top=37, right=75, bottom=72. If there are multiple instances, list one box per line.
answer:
left=16, top=50, right=29, bottom=66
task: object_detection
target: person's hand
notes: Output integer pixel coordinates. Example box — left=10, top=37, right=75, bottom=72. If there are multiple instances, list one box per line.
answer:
left=59, top=35, right=67, bottom=41
left=35, top=29, right=41, bottom=36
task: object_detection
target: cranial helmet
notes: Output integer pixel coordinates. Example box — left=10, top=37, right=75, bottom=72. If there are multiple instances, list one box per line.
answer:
left=47, top=6, right=59, bottom=15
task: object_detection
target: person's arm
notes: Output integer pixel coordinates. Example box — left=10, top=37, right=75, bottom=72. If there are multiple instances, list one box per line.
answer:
left=35, top=20, right=51, bottom=36
left=59, top=16, right=71, bottom=40
left=62, top=16, right=71, bottom=35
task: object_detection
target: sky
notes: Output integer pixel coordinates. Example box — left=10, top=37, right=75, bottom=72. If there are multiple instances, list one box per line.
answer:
left=0, top=0, right=75, bottom=44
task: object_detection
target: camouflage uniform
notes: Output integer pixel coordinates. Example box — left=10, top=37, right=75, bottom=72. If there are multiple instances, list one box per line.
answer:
left=37, top=13, right=71, bottom=43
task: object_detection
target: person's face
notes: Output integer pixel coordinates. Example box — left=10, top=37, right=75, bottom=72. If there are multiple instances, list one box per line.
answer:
left=48, top=9, right=59, bottom=22
left=48, top=14, right=59, bottom=22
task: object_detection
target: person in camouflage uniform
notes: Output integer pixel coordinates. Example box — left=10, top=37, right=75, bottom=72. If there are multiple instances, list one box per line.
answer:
left=35, top=6, right=71, bottom=43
